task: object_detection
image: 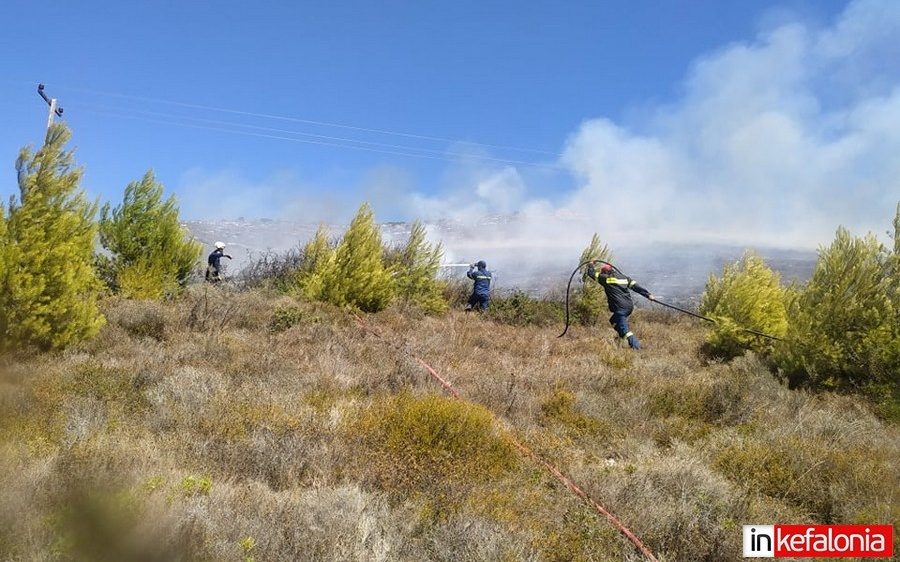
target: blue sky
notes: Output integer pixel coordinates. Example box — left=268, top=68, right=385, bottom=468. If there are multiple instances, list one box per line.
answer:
left=2, top=0, right=898, bottom=252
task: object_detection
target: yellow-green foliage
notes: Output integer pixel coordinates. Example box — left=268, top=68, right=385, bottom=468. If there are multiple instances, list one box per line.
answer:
left=776, top=227, right=899, bottom=392
left=318, top=203, right=395, bottom=312
left=540, top=384, right=608, bottom=440
left=489, top=289, right=562, bottom=327
left=0, top=124, right=105, bottom=351
left=537, top=504, right=620, bottom=562
left=385, top=220, right=448, bottom=314
left=295, top=223, right=335, bottom=299
left=113, top=258, right=169, bottom=300
left=0, top=206, right=9, bottom=342
left=350, top=392, right=518, bottom=502
left=98, top=170, right=202, bottom=299
left=699, top=250, right=787, bottom=359
left=573, top=234, right=614, bottom=326
left=180, top=475, right=213, bottom=497
left=647, top=376, right=745, bottom=446
left=712, top=432, right=893, bottom=524
left=268, top=304, right=311, bottom=333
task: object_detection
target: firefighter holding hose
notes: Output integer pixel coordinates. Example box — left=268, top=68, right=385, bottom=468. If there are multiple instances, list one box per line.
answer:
left=586, top=260, right=655, bottom=349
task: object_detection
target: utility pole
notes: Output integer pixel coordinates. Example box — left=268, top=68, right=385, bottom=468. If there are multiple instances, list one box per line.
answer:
left=37, top=83, right=64, bottom=130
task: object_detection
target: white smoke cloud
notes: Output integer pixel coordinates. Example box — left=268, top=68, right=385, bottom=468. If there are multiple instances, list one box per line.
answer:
left=408, top=0, right=900, bottom=258
left=182, top=0, right=899, bottom=270
left=557, top=0, right=900, bottom=249
left=178, top=166, right=357, bottom=224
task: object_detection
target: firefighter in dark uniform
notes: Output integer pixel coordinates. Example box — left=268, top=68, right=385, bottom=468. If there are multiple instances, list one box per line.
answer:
left=465, top=260, right=492, bottom=312
left=586, top=260, right=654, bottom=349
left=206, top=241, right=232, bottom=282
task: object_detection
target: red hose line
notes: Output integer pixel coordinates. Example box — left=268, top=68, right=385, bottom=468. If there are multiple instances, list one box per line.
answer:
left=352, top=313, right=659, bottom=562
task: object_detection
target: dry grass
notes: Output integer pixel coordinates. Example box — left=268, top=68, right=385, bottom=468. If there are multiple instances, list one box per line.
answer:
left=1, top=287, right=898, bottom=561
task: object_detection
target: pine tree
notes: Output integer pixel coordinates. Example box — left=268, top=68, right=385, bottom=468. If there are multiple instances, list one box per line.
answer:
left=0, top=206, right=12, bottom=343
left=97, top=170, right=202, bottom=299
left=699, top=250, right=788, bottom=359
left=573, top=233, right=614, bottom=326
left=776, top=227, right=896, bottom=390
left=0, top=124, right=105, bottom=351
left=319, top=203, right=395, bottom=312
left=386, top=220, right=447, bottom=314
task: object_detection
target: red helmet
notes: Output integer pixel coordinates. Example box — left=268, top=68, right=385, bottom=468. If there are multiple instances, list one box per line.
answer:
left=599, top=263, right=613, bottom=274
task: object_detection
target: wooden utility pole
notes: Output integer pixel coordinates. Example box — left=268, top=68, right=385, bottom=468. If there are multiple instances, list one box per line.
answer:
left=37, top=84, right=64, bottom=130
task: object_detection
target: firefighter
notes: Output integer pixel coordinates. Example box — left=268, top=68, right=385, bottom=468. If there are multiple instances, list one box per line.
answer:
left=586, top=260, right=655, bottom=349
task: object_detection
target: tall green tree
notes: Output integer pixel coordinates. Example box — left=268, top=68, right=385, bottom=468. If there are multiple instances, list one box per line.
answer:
left=699, top=250, right=788, bottom=359
left=0, top=206, right=11, bottom=343
left=97, top=170, right=202, bottom=299
left=385, top=220, right=447, bottom=314
left=776, top=227, right=897, bottom=391
left=318, top=203, right=395, bottom=312
left=0, top=124, right=104, bottom=351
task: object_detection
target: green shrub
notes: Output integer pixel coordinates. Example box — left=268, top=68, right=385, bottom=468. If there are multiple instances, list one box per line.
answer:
left=699, top=250, right=787, bottom=360
left=309, top=204, right=396, bottom=312
left=775, top=227, right=898, bottom=392
left=349, top=392, right=518, bottom=503
left=648, top=378, right=745, bottom=425
left=490, top=290, right=562, bottom=327
left=268, top=305, right=310, bottom=333
left=108, top=298, right=168, bottom=341
left=384, top=220, right=448, bottom=314
left=295, top=224, right=335, bottom=299
left=539, top=384, right=608, bottom=439
left=65, top=360, right=150, bottom=417
left=711, top=434, right=888, bottom=523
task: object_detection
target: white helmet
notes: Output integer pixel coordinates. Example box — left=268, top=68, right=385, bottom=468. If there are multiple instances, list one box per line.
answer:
left=215, top=241, right=226, bottom=249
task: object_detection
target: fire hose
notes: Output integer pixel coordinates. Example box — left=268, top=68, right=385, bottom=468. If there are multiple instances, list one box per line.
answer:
left=559, top=258, right=782, bottom=341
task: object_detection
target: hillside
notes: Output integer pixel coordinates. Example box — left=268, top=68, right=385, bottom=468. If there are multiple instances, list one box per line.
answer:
left=1, top=286, right=896, bottom=561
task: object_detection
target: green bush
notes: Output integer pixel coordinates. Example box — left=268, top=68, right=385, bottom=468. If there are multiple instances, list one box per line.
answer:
left=308, top=204, right=395, bottom=312
left=110, top=299, right=168, bottom=341
left=268, top=305, right=310, bottom=333
left=349, top=392, right=518, bottom=503
left=699, top=250, right=788, bottom=360
left=775, top=227, right=898, bottom=392
left=490, top=290, right=562, bottom=327
left=295, top=224, right=335, bottom=299
left=384, top=220, right=448, bottom=314
left=539, top=384, right=608, bottom=440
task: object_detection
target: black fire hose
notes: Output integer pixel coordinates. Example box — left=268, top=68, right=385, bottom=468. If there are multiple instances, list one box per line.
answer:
left=649, top=298, right=783, bottom=341
left=558, top=259, right=783, bottom=342
left=558, top=258, right=620, bottom=338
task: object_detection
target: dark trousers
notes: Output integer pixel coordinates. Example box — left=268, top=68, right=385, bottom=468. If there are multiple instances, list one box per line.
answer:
left=467, top=293, right=489, bottom=311
left=609, top=311, right=640, bottom=349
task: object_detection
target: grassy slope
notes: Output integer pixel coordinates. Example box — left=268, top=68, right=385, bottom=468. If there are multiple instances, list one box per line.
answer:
left=1, top=286, right=897, bottom=562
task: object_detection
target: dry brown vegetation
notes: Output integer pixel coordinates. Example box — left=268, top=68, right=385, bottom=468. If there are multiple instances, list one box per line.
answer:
left=1, top=285, right=898, bottom=561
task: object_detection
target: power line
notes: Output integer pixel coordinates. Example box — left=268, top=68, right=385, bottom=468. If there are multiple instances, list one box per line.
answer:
left=53, top=84, right=563, bottom=159
left=75, top=101, right=563, bottom=169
